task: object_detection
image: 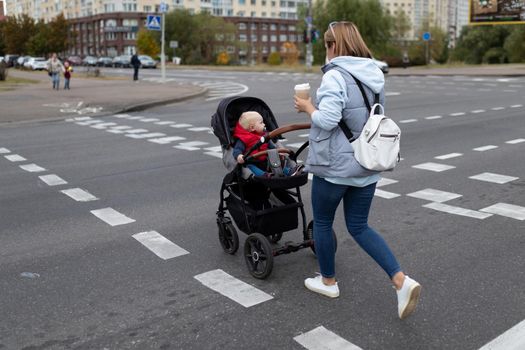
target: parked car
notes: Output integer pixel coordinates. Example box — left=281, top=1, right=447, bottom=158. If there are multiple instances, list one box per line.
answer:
left=112, top=55, right=131, bottom=68
left=138, top=55, right=157, bottom=69
left=67, top=56, right=82, bottom=66
left=82, top=56, right=98, bottom=66
left=372, top=58, right=389, bottom=74
left=97, top=56, right=113, bottom=67
left=25, top=57, right=47, bottom=70
left=5, top=55, right=20, bottom=67
left=16, top=56, right=31, bottom=68
left=0, top=57, right=4, bottom=63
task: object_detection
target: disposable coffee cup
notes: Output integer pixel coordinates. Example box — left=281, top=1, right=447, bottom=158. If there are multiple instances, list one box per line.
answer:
left=294, top=83, right=310, bottom=99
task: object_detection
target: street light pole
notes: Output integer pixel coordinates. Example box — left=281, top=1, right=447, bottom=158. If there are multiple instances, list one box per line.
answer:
left=161, top=11, right=166, bottom=82
left=306, top=0, right=312, bottom=70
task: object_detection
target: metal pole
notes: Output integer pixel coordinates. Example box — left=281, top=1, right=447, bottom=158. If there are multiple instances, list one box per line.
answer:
left=425, top=40, right=429, bottom=65
left=306, top=0, right=312, bottom=70
left=161, top=12, right=166, bottom=82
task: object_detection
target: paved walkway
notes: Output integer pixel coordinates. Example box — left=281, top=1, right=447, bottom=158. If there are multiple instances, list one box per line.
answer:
left=0, top=69, right=206, bottom=125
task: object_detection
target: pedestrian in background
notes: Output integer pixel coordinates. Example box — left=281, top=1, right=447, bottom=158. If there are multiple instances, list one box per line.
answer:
left=63, top=61, right=73, bottom=90
left=294, top=21, right=421, bottom=319
left=131, top=52, right=140, bottom=81
left=46, top=53, right=64, bottom=90
left=402, top=52, right=410, bottom=69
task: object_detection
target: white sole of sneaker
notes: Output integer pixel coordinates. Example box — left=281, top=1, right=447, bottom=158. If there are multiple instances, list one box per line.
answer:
left=304, top=280, right=339, bottom=298
left=400, top=284, right=421, bottom=319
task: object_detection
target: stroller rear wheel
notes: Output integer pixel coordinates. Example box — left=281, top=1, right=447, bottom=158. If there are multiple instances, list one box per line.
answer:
left=217, top=219, right=239, bottom=255
left=305, top=220, right=338, bottom=255
left=244, top=233, right=274, bottom=279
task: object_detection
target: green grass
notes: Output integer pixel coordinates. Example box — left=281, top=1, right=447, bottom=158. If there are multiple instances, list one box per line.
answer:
left=0, top=75, right=40, bottom=91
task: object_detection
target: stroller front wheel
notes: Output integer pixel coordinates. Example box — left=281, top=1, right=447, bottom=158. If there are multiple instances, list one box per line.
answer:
left=244, top=233, right=274, bottom=279
left=217, top=219, right=239, bottom=255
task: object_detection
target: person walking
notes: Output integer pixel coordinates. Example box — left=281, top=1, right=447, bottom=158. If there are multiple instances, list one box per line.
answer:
left=46, top=53, right=64, bottom=90
left=63, top=61, right=73, bottom=90
left=131, top=52, right=141, bottom=81
left=294, top=21, right=421, bottom=319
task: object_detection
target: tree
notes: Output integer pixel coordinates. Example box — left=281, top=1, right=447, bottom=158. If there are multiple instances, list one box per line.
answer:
left=1, top=14, right=36, bottom=54
left=311, top=0, right=392, bottom=64
left=281, top=42, right=300, bottom=65
left=47, top=13, right=69, bottom=54
left=136, top=29, right=160, bottom=57
left=26, top=21, right=51, bottom=56
left=0, top=22, right=5, bottom=56
left=451, top=25, right=511, bottom=64
left=391, top=10, right=411, bottom=40
left=504, top=26, right=525, bottom=63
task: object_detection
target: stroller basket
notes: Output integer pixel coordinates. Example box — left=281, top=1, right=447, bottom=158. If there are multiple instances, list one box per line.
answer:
left=226, top=189, right=300, bottom=235
left=251, top=172, right=308, bottom=189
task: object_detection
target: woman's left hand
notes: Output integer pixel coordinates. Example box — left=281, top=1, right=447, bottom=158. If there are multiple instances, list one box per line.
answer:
left=294, top=96, right=315, bottom=115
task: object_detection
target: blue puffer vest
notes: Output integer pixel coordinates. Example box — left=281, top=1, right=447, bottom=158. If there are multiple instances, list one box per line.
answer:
left=305, top=63, right=385, bottom=178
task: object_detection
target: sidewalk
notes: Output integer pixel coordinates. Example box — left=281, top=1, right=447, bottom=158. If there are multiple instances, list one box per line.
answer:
left=388, top=63, right=525, bottom=76
left=0, top=69, right=206, bottom=125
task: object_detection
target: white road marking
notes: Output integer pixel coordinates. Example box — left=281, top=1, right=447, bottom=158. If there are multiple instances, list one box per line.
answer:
left=294, top=326, right=362, bottom=350
left=491, top=107, right=505, bottom=111
left=299, top=133, right=310, bottom=137
left=286, top=142, right=305, bottom=148
left=61, top=188, right=98, bottom=202
left=113, top=114, right=131, bottom=118
left=138, top=118, right=160, bottom=122
left=377, top=177, right=398, bottom=187
left=194, top=269, right=273, bottom=308
left=90, top=122, right=117, bottom=129
left=0, top=148, right=10, bottom=154
left=174, top=141, right=209, bottom=151
left=90, top=208, right=136, bottom=226
left=126, top=132, right=166, bottom=139
left=478, top=319, right=525, bottom=350
left=204, top=152, right=222, bottom=158
left=188, top=127, right=212, bottom=132
left=111, top=125, right=133, bottom=130
left=385, top=92, right=401, bottom=96
left=435, top=153, right=463, bottom=160
left=106, top=129, right=125, bottom=134
left=473, top=145, right=498, bottom=152
left=412, top=162, right=456, bottom=172
left=204, top=146, right=223, bottom=152
left=124, top=129, right=149, bottom=134
left=469, top=172, right=519, bottom=184
left=132, top=231, right=189, bottom=260
left=450, top=112, right=466, bottom=116
left=148, top=136, right=186, bottom=144
left=76, top=119, right=103, bottom=126
left=506, top=139, right=525, bottom=144
left=19, top=164, right=46, bottom=173
left=407, top=188, right=462, bottom=203
left=5, top=154, right=26, bottom=162
left=425, top=115, right=442, bottom=120
left=471, top=109, right=486, bottom=114
left=510, top=104, right=523, bottom=108
left=399, top=119, right=418, bottom=123
left=480, top=203, right=525, bottom=220
left=375, top=189, right=400, bottom=199
left=127, top=116, right=143, bottom=120
left=39, top=174, right=67, bottom=186
left=423, top=202, right=492, bottom=219
left=155, top=121, right=175, bottom=125
left=170, top=123, right=193, bottom=128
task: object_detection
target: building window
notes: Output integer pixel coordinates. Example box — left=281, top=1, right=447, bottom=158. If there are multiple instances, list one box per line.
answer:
left=270, top=46, right=277, bottom=52
left=271, top=34, right=277, bottom=42
left=239, top=0, right=245, bottom=4
left=270, top=23, right=276, bottom=30
left=262, top=23, right=268, bottom=30
left=251, top=11, right=256, bottom=16
left=143, top=5, right=151, bottom=12
left=251, top=23, right=257, bottom=30
left=251, top=0, right=256, bottom=4
left=279, top=34, right=287, bottom=41
left=239, top=34, right=247, bottom=41
left=238, top=22, right=247, bottom=30
left=251, top=34, right=258, bottom=41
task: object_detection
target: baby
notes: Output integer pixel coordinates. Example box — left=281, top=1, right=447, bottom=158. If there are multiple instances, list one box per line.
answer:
left=232, top=111, right=303, bottom=177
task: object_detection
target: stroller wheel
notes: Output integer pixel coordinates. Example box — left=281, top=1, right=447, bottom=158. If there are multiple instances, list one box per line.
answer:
left=305, top=220, right=337, bottom=255
left=268, top=232, right=283, bottom=243
left=244, top=233, right=274, bottom=279
left=217, top=220, right=239, bottom=255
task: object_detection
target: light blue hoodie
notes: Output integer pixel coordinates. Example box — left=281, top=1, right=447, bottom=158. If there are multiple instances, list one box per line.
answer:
left=308, top=56, right=384, bottom=186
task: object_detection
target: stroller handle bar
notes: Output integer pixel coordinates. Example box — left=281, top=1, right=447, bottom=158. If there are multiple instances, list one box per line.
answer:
left=267, top=123, right=311, bottom=139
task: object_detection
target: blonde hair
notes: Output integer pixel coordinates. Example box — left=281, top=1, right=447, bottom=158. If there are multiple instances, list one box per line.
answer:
left=324, top=22, right=372, bottom=58
left=239, top=111, right=262, bottom=130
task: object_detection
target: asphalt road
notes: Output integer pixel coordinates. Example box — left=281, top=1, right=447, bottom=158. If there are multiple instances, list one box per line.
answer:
left=1, top=68, right=524, bottom=350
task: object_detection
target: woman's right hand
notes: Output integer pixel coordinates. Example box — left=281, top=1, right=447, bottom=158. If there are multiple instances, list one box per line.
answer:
left=294, top=96, right=316, bottom=116
left=237, top=154, right=245, bottom=164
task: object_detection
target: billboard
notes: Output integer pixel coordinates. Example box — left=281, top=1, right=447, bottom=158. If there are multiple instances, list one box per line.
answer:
left=470, top=0, right=525, bottom=25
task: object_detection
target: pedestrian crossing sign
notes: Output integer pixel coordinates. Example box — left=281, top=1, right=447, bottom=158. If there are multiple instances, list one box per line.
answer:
left=146, top=15, right=161, bottom=31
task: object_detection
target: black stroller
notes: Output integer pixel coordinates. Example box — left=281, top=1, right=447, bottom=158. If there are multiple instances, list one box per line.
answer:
left=210, top=96, right=336, bottom=279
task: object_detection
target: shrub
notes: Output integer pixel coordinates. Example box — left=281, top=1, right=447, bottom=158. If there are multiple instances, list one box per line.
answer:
left=216, top=52, right=230, bottom=65
left=267, top=52, right=281, bottom=66
left=483, top=48, right=508, bottom=64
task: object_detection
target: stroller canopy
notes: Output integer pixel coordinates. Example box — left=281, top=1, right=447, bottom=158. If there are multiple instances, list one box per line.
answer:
left=211, top=96, right=280, bottom=147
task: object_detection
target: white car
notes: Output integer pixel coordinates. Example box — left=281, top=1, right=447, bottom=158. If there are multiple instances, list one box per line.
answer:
left=25, top=57, right=48, bottom=70
left=139, top=55, right=157, bottom=69
left=372, top=58, right=389, bottom=74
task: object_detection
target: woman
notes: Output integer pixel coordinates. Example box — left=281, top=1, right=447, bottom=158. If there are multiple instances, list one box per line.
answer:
left=46, top=53, right=64, bottom=90
left=294, top=21, right=421, bottom=319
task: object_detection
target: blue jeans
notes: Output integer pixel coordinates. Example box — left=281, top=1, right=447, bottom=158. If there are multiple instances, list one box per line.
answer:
left=51, top=73, right=60, bottom=89
left=311, top=176, right=401, bottom=279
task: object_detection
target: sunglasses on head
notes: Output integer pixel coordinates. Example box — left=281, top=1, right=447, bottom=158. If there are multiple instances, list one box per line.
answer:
left=328, top=21, right=352, bottom=40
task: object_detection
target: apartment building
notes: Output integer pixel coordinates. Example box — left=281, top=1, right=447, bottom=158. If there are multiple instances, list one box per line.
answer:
left=1, top=1, right=5, bottom=17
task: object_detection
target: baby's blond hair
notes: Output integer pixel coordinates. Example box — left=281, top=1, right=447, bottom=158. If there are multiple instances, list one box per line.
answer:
left=239, top=111, right=263, bottom=130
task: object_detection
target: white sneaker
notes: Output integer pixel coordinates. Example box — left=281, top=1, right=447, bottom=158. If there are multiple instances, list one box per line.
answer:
left=304, top=275, right=339, bottom=298
left=396, top=276, right=421, bottom=319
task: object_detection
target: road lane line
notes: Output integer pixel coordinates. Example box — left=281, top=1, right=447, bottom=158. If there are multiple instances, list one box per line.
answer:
left=155, top=121, right=175, bottom=125
left=126, top=132, right=166, bottom=139
left=111, top=126, right=133, bottom=130
left=478, top=319, right=525, bottom=350
left=469, top=172, right=519, bottom=184
left=148, top=136, right=186, bottom=144
left=188, top=127, right=213, bottom=132
left=5, top=154, right=27, bottom=162
left=375, top=189, right=400, bottom=199
left=399, top=119, right=418, bottom=123
left=435, top=153, right=463, bottom=160
left=19, top=164, right=46, bottom=173
left=294, top=326, right=362, bottom=350
left=471, top=109, right=485, bottom=114
left=61, top=188, right=98, bottom=202
left=138, top=118, right=160, bottom=122
left=90, top=208, right=136, bottom=226
left=450, top=112, right=466, bottom=116
left=124, top=129, right=149, bottom=134
left=423, top=203, right=492, bottom=219
left=412, top=162, right=456, bottom=172
left=473, top=145, right=498, bottom=151
left=0, top=148, right=10, bottom=154
left=133, top=231, right=189, bottom=260
left=480, top=203, right=525, bottom=221
left=90, top=122, right=117, bottom=129
left=506, top=139, right=525, bottom=144
left=194, top=269, right=273, bottom=308
left=491, top=107, right=505, bottom=111
left=510, top=104, right=523, bottom=108
left=127, top=116, right=143, bottom=120
left=174, top=141, right=209, bottom=151
left=170, top=123, right=193, bottom=128
left=39, top=174, right=68, bottom=186
left=425, top=115, right=442, bottom=120
left=407, top=188, right=462, bottom=203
